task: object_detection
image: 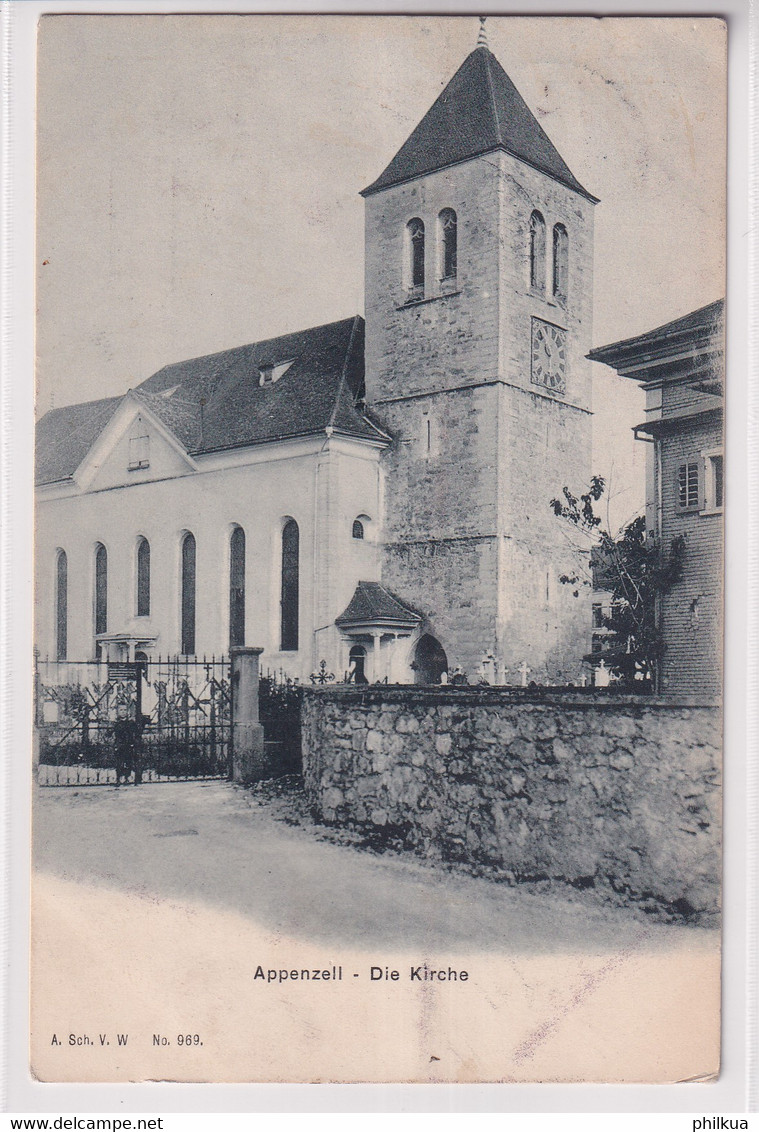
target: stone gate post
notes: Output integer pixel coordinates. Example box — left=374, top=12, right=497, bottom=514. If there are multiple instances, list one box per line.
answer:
left=230, top=647, right=265, bottom=784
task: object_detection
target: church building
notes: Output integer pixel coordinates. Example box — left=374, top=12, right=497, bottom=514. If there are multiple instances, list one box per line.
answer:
left=35, top=34, right=597, bottom=686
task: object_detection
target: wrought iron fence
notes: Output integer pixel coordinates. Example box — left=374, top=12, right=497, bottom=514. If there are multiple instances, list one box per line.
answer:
left=35, top=654, right=232, bottom=786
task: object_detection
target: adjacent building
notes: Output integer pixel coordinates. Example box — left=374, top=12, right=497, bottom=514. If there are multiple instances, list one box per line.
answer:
left=589, top=299, right=724, bottom=697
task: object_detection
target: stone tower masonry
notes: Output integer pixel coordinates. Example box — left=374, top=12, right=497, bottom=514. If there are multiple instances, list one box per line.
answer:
left=362, top=43, right=597, bottom=682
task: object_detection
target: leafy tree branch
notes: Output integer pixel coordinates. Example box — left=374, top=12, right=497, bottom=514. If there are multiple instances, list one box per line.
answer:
left=550, top=478, right=685, bottom=688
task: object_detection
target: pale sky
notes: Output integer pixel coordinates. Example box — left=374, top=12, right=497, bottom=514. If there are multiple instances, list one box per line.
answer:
left=36, top=14, right=726, bottom=530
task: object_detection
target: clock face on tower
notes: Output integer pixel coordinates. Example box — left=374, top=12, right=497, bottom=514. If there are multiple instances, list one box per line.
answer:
left=531, top=318, right=567, bottom=395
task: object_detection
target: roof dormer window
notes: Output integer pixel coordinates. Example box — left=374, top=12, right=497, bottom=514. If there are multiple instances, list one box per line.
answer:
left=259, top=360, right=293, bottom=387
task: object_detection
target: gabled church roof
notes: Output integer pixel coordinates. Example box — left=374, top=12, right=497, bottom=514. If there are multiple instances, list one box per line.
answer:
left=361, top=45, right=598, bottom=203
left=336, top=582, right=423, bottom=630
left=36, top=316, right=389, bottom=485
left=35, top=395, right=124, bottom=487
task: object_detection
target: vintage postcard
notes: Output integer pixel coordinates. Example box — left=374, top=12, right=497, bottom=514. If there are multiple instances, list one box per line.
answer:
left=30, top=13, right=726, bottom=1084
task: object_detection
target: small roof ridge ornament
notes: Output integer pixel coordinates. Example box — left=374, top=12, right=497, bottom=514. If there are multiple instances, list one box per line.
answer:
left=477, top=15, right=489, bottom=49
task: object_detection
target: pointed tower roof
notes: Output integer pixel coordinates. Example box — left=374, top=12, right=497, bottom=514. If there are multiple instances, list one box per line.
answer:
left=361, top=45, right=598, bottom=203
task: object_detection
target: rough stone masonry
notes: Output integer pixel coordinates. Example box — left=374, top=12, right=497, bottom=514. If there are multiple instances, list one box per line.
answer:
left=302, top=686, right=721, bottom=917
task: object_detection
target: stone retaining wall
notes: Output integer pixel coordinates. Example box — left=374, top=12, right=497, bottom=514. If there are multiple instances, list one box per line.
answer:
left=302, top=687, right=721, bottom=916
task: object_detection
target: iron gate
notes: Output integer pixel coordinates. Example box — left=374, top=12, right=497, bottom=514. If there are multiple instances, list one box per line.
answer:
left=36, top=655, right=232, bottom=786
left=259, top=668, right=303, bottom=775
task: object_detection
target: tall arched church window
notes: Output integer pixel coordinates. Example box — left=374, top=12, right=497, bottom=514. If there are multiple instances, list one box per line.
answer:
left=406, top=218, right=425, bottom=295
left=94, top=543, right=107, bottom=637
left=438, top=209, right=457, bottom=281
left=136, top=537, right=150, bottom=617
left=229, top=526, right=246, bottom=649
left=181, top=532, right=196, bottom=655
left=553, top=223, right=569, bottom=304
left=529, top=211, right=546, bottom=293
left=280, top=519, right=299, bottom=652
left=56, top=549, right=67, bottom=661
left=352, top=519, right=364, bottom=540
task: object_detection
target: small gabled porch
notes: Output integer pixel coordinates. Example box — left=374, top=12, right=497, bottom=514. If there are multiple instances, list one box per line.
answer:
left=335, top=581, right=423, bottom=684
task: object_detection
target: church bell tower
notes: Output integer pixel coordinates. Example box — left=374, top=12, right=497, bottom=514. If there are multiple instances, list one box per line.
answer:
left=362, top=29, right=598, bottom=682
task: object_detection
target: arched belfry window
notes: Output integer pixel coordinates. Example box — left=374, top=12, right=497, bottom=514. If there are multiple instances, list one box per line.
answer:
left=438, top=208, right=457, bottom=281
left=352, top=519, right=364, bottom=540
left=94, top=543, right=107, bottom=637
left=529, top=211, right=546, bottom=293
left=406, top=218, right=425, bottom=294
left=55, top=549, right=67, bottom=661
left=229, top=526, right=246, bottom=649
left=553, top=223, right=569, bottom=304
left=280, top=519, right=299, bottom=652
left=136, top=537, right=150, bottom=617
left=181, top=532, right=196, bottom=655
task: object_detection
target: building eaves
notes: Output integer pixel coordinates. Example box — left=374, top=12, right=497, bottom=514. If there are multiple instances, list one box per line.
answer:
left=633, top=405, right=722, bottom=439
left=588, top=299, right=724, bottom=376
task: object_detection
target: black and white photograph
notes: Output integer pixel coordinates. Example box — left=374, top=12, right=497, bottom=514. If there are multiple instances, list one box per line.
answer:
left=28, top=11, right=726, bottom=1085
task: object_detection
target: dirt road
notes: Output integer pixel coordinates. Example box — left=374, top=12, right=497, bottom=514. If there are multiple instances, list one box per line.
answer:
left=31, top=781, right=720, bottom=1083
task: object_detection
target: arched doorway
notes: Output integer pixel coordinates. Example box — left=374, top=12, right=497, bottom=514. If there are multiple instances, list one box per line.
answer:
left=413, top=634, right=448, bottom=685
left=348, top=644, right=368, bottom=684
